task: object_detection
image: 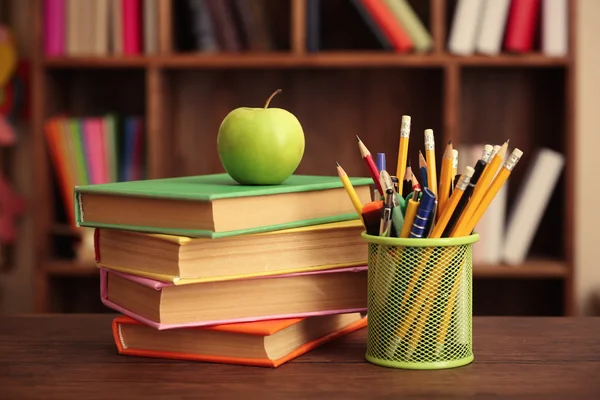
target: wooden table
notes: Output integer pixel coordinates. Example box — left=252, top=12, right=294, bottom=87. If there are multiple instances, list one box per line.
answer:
left=1, top=315, right=599, bottom=399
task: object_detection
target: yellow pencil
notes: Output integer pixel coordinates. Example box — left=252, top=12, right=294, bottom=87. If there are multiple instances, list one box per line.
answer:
left=451, top=149, right=459, bottom=184
left=336, top=161, right=364, bottom=223
left=437, top=141, right=453, bottom=220
left=424, top=129, right=437, bottom=196
left=429, top=166, right=474, bottom=238
left=450, top=141, right=508, bottom=237
left=464, top=148, right=523, bottom=235
left=399, top=189, right=420, bottom=238
left=396, top=115, right=411, bottom=184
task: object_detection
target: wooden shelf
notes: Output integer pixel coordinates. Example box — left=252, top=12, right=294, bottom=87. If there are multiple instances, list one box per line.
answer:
left=44, top=261, right=98, bottom=276
left=473, top=260, right=568, bottom=279
left=43, top=53, right=571, bottom=69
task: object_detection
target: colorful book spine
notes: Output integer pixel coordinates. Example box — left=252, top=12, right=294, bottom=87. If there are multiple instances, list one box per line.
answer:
left=44, top=0, right=65, bottom=56
left=123, top=0, right=141, bottom=55
left=360, top=0, right=413, bottom=52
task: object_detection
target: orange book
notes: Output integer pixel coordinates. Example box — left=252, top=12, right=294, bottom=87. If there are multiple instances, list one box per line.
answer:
left=112, top=313, right=367, bottom=368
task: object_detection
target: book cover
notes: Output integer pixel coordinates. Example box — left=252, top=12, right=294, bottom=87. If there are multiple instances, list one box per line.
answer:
left=476, top=0, right=511, bottom=55
left=44, top=0, right=65, bottom=56
left=74, top=173, right=372, bottom=238
left=542, top=0, right=568, bottom=57
left=100, top=266, right=368, bottom=330
left=350, top=0, right=392, bottom=49
left=383, top=0, right=432, bottom=53
left=359, top=0, right=412, bottom=52
left=123, top=0, right=141, bottom=55
left=112, top=313, right=367, bottom=367
left=504, top=0, right=541, bottom=53
left=447, top=0, right=485, bottom=55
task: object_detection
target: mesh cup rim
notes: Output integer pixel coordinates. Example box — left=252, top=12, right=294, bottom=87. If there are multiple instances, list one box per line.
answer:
left=360, top=232, right=480, bottom=247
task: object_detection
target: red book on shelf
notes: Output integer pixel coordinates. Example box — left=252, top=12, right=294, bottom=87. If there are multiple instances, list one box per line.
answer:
left=122, top=0, right=141, bottom=55
left=359, top=0, right=412, bottom=52
left=504, top=0, right=541, bottom=53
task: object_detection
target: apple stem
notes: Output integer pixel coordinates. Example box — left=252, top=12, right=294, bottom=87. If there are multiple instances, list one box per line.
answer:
left=264, top=89, right=282, bottom=109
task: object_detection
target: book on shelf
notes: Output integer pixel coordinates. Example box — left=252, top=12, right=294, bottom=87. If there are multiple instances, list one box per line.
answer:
left=101, top=266, right=368, bottom=330
left=447, top=0, right=568, bottom=56
left=74, top=173, right=372, bottom=238
left=173, top=0, right=275, bottom=53
left=44, top=114, right=144, bottom=227
left=112, top=312, right=367, bottom=367
left=44, top=0, right=158, bottom=56
left=95, top=219, right=367, bottom=284
left=458, top=144, right=506, bottom=265
left=502, top=148, right=565, bottom=265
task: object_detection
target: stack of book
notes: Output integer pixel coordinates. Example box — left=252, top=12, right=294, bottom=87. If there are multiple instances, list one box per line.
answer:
left=75, top=172, right=373, bottom=367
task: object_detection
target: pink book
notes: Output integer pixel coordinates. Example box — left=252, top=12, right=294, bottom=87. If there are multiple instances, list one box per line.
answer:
left=44, top=0, right=65, bottom=56
left=82, top=119, right=105, bottom=184
left=122, top=0, right=141, bottom=55
left=100, top=265, right=368, bottom=330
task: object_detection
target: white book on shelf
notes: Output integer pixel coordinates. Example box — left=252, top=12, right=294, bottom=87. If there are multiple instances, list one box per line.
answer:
left=542, top=0, right=569, bottom=57
left=448, top=0, right=485, bottom=55
left=474, top=182, right=507, bottom=264
left=502, top=148, right=565, bottom=265
left=476, top=0, right=511, bottom=55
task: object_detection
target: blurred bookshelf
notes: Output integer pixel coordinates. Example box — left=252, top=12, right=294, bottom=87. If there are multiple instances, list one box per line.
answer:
left=31, top=0, right=575, bottom=316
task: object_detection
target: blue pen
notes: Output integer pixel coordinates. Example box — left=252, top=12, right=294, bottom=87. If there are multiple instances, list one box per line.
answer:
left=409, top=187, right=436, bottom=238
left=376, top=153, right=386, bottom=172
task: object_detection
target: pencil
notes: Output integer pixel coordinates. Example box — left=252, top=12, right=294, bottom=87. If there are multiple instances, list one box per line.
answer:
left=451, top=149, right=459, bottom=187
left=429, top=166, right=475, bottom=238
left=418, top=150, right=428, bottom=189
left=356, top=136, right=384, bottom=197
left=336, top=161, right=364, bottom=224
left=396, top=115, right=411, bottom=184
left=442, top=144, right=493, bottom=237
left=437, top=148, right=521, bottom=354
left=411, top=172, right=421, bottom=192
left=450, top=141, right=509, bottom=237
left=402, top=163, right=413, bottom=197
left=437, top=141, right=453, bottom=220
left=400, top=189, right=420, bottom=238
left=464, top=148, right=523, bottom=235
left=424, top=129, right=437, bottom=196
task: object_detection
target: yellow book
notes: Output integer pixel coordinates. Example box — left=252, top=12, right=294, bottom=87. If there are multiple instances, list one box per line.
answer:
left=95, top=220, right=367, bottom=285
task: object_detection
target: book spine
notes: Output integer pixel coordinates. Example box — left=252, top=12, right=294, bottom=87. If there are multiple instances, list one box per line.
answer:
left=359, top=0, right=413, bottom=52
left=447, top=0, right=485, bottom=55
left=542, top=0, right=568, bottom=57
left=504, top=0, right=541, bottom=53
left=123, top=0, right=141, bottom=55
left=384, top=0, right=432, bottom=53
left=44, top=0, right=65, bottom=56
left=350, top=0, right=392, bottom=50
left=306, top=0, right=319, bottom=53
left=476, top=0, right=511, bottom=55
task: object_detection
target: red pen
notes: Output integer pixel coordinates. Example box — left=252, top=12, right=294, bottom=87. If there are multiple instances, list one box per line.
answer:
left=356, top=136, right=384, bottom=197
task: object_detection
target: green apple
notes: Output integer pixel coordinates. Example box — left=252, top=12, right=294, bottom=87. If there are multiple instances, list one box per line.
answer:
left=217, top=89, right=305, bottom=185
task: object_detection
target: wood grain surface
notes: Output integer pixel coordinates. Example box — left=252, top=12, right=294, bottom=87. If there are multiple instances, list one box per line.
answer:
left=1, top=315, right=599, bottom=399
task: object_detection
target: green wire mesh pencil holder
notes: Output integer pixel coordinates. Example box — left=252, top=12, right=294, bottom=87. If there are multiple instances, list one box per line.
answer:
left=361, top=232, right=479, bottom=370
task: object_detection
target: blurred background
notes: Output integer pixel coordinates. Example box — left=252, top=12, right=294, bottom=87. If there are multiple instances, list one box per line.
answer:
left=0, top=0, right=597, bottom=316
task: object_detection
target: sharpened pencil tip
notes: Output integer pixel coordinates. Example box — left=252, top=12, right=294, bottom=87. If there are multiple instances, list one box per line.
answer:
left=336, top=161, right=340, bottom=167
left=448, top=140, right=452, bottom=145
left=356, top=135, right=361, bottom=142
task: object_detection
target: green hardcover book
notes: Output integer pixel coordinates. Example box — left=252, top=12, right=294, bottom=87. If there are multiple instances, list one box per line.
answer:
left=74, top=173, right=373, bottom=238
